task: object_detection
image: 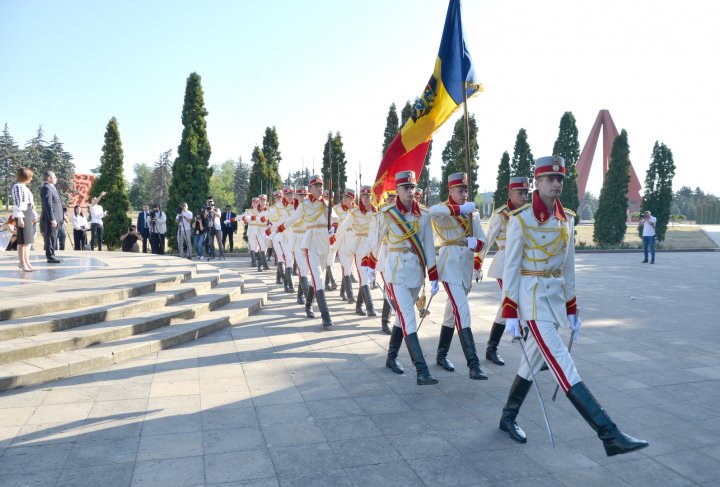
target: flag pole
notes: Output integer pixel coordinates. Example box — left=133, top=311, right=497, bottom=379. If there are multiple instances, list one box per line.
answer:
left=327, top=135, right=333, bottom=231
left=462, top=83, right=475, bottom=238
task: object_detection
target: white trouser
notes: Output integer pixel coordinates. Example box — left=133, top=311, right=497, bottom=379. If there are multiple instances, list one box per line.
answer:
left=254, top=231, right=268, bottom=252
left=517, top=320, right=582, bottom=394
left=338, top=250, right=354, bottom=277
left=441, top=281, right=471, bottom=331
left=494, top=279, right=506, bottom=324
left=386, top=282, right=420, bottom=336
left=354, top=254, right=369, bottom=287
left=294, top=249, right=308, bottom=277
left=273, top=234, right=287, bottom=265
left=327, top=246, right=338, bottom=267
left=305, top=250, right=328, bottom=291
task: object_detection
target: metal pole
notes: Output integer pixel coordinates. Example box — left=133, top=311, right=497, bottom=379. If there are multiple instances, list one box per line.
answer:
left=462, top=83, right=475, bottom=237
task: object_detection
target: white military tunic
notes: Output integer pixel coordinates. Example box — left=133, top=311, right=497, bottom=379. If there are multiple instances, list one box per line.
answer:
left=335, top=203, right=377, bottom=286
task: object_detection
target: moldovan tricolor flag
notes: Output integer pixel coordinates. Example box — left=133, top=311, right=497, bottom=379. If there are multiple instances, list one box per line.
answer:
left=372, top=0, right=481, bottom=205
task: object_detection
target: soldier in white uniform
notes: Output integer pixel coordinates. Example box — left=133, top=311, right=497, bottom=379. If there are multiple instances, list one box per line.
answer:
left=429, top=173, right=488, bottom=380
left=266, top=190, right=288, bottom=284
left=413, top=188, right=431, bottom=319
left=256, top=194, right=271, bottom=271
left=274, top=187, right=308, bottom=304
left=480, top=176, right=530, bottom=366
left=330, top=189, right=357, bottom=303
left=279, top=187, right=296, bottom=293
left=499, top=156, right=648, bottom=457
left=242, top=197, right=261, bottom=268
left=281, top=176, right=336, bottom=328
left=336, top=186, right=377, bottom=317
left=368, top=170, right=439, bottom=385
left=374, top=191, right=397, bottom=334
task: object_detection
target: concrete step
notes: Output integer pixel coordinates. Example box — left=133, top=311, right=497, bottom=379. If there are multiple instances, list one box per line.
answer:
left=0, top=266, right=221, bottom=342
left=0, top=276, right=267, bottom=392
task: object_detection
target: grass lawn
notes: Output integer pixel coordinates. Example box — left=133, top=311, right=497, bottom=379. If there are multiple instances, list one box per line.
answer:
left=574, top=224, right=717, bottom=250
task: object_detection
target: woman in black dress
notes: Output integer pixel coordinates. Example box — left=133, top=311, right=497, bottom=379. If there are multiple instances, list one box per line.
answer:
left=12, top=167, right=36, bottom=272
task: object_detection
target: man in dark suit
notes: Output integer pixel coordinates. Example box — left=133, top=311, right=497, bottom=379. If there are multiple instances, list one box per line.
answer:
left=221, top=205, right=238, bottom=252
left=40, top=170, right=63, bottom=264
left=137, top=204, right=150, bottom=253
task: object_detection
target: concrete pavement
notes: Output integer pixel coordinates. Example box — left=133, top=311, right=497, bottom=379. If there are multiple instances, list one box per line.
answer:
left=1, top=251, right=719, bottom=486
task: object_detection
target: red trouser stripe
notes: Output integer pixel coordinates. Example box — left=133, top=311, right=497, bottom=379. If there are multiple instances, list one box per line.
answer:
left=386, top=283, right=406, bottom=336
left=305, top=250, right=317, bottom=290
left=277, top=241, right=286, bottom=265
left=294, top=251, right=305, bottom=277
left=442, top=282, right=462, bottom=332
left=526, top=320, right=571, bottom=392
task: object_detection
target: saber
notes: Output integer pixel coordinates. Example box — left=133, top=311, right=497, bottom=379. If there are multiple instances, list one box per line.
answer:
left=513, top=333, right=555, bottom=448
left=552, top=329, right=576, bottom=402
left=416, top=293, right=435, bottom=332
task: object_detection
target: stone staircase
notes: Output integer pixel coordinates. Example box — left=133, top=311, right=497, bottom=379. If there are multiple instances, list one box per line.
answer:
left=0, top=261, right=267, bottom=392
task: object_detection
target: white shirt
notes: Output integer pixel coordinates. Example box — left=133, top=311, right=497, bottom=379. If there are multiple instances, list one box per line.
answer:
left=176, top=210, right=192, bottom=231
left=89, top=204, right=105, bottom=226
left=641, top=216, right=656, bottom=237
left=12, top=183, right=34, bottom=218
left=72, top=214, right=88, bottom=230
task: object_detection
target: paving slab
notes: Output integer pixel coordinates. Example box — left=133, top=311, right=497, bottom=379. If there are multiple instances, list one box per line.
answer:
left=0, top=252, right=718, bottom=485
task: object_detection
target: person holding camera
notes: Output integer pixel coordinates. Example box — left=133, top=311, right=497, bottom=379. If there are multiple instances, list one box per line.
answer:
left=120, top=225, right=141, bottom=253
left=71, top=206, right=88, bottom=250
left=149, top=204, right=167, bottom=255
left=204, top=197, right=224, bottom=260
left=88, top=191, right=107, bottom=251
left=192, top=210, right=206, bottom=260
left=639, top=210, right=657, bottom=264
left=137, top=204, right=150, bottom=253
left=221, top=205, right=237, bottom=252
left=175, top=203, right=193, bottom=259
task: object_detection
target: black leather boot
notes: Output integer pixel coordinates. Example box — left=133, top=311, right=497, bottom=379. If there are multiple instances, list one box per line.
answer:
left=305, top=284, right=316, bottom=318
left=436, top=326, right=455, bottom=371
left=293, top=262, right=298, bottom=275
left=315, top=289, right=334, bottom=328
left=297, top=276, right=307, bottom=305
left=404, top=333, right=438, bottom=385
left=344, top=275, right=355, bottom=304
left=486, top=322, right=506, bottom=365
left=324, top=268, right=331, bottom=290
left=385, top=326, right=404, bottom=374
left=249, top=251, right=257, bottom=268
left=285, top=267, right=295, bottom=293
left=276, top=262, right=284, bottom=285
left=326, top=266, right=337, bottom=291
left=355, top=289, right=366, bottom=315
left=262, top=250, right=270, bottom=270
left=458, top=327, right=488, bottom=380
left=381, top=299, right=392, bottom=335
left=361, top=285, right=377, bottom=317
left=566, top=382, right=649, bottom=456
left=499, top=375, right=532, bottom=443
left=339, top=277, right=347, bottom=300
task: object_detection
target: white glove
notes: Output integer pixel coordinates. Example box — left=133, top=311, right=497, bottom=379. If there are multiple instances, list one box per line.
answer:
left=568, top=314, right=582, bottom=340
left=367, top=269, right=376, bottom=286
left=328, top=227, right=336, bottom=235
left=430, top=280, right=439, bottom=296
left=505, top=318, right=521, bottom=337
left=467, top=236, right=478, bottom=250
left=472, top=269, right=483, bottom=282
left=268, top=231, right=277, bottom=240
left=224, top=220, right=230, bottom=225
left=459, top=202, right=475, bottom=214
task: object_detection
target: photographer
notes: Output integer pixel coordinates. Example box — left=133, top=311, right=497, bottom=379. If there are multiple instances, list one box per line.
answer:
left=120, top=225, right=141, bottom=253
left=203, top=197, right=225, bottom=260
left=148, top=204, right=167, bottom=255
left=639, top=210, right=657, bottom=264
left=175, top=203, right=193, bottom=259
left=192, top=209, right=206, bottom=260
left=137, top=204, right=150, bottom=253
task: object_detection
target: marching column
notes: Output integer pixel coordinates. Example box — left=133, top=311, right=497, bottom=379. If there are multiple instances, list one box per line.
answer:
left=330, top=189, right=357, bottom=303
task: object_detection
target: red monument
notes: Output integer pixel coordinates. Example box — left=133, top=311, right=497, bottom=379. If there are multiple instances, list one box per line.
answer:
left=69, top=173, right=96, bottom=209
left=576, top=110, right=642, bottom=216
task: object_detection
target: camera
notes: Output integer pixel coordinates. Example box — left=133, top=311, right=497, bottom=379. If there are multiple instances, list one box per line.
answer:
left=149, top=210, right=157, bottom=219
left=175, top=205, right=183, bottom=214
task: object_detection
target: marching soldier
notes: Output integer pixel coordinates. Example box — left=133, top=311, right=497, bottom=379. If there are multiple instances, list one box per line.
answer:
left=279, top=176, right=336, bottom=328
left=367, top=170, right=439, bottom=385
left=278, top=187, right=296, bottom=293
left=242, top=197, right=261, bottom=268
left=374, top=190, right=397, bottom=334
left=499, top=155, right=648, bottom=456
left=273, top=187, right=308, bottom=304
left=429, top=172, right=489, bottom=380
left=256, top=194, right=271, bottom=271
left=413, top=188, right=430, bottom=319
left=336, top=186, right=377, bottom=317
left=480, top=176, right=530, bottom=366
left=329, top=188, right=356, bottom=301
left=266, top=190, right=288, bottom=285
left=323, top=189, right=339, bottom=291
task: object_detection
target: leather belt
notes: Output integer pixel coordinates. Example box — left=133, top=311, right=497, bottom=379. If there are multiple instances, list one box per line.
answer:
left=387, top=247, right=417, bottom=254
left=355, top=233, right=368, bottom=237
left=307, top=224, right=326, bottom=229
left=440, top=240, right=466, bottom=247
left=521, top=268, right=563, bottom=278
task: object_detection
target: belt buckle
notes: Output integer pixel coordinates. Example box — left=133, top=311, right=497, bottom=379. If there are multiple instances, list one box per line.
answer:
left=552, top=269, right=561, bottom=277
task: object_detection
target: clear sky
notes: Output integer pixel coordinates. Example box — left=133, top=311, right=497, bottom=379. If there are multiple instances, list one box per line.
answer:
left=2, top=0, right=719, bottom=198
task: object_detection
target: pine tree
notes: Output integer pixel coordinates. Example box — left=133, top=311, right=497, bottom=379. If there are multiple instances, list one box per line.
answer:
left=90, top=117, right=132, bottom=250
left=641, top=141, right=676, bottom=241
left=593, top=129, right=631, bottom=245
left=400, top=101, right=413, bottom=126
left=440, top=115, right=478, bottom=201
left=493, top=151, right=511, bottom=208
left=511, top=128, right=534, bottom=180
left=382, top=103, right=399, bottom=155
left=0, top=124, right=20, bottom=209
left=22, top=126, right=48, bottom=198
left=322, top=132, right=348, bottom=204
left=167, top=72, right=212, bottom=249
left=45, top=135, right=76, bottom=206
left=128, top=163, right=153, bottom=210
left=552, top=112, right=580, bottom=212
left=261, top=127, right=282, bottom=191
left=245, top=146, right=268, bottom=208
left=417, top=141, right=433, bottom=193
left=233, top=156, right=250, bottom=210
left=150, top=149, right=173, bottom=210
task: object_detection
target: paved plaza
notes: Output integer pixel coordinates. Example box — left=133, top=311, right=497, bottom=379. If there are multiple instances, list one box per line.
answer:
left=0, top=251, right=719, bottom=486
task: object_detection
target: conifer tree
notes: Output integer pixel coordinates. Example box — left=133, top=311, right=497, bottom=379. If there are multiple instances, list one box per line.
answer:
left=641, top=141, right=676, bottom=241
left=245, top=146, right=268, bottom=208
left=0, top=124, right=20, bottom=209
left=46, top=135, right=76, bottom=206
left=150, top=149, right=173, bottom=210
left=233, top=156, right=250, bottom=210
left=493, top=151, right=511, bottom=208
left=261, top=127, right=283, bottom=191
left=167, top=72, right=212, bottom=249
left=440, top=115, right=478, bottom=201
left=552, top=112, right=580, bottom=212
left=322, top=132, right=348, bottom=204
left=593, top=129, right=631, bottom=245
left=511, top=128, right=534, bottom=180
left=22, top=126, right=48, bottom=197
left=382, top=103, right=399, bottom=156
left=400, top=101, right=413, bottom=126
left=128, top=163, right=153, bottom=210
left=90, top=117, right=132, bottom=249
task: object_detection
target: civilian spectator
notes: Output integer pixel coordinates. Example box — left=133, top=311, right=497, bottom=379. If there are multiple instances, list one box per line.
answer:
left=12, top=167, right=36, bottom=272
left=89, top=191, right=107, bottom=250
left=120, top=225, right=141, bottom=253
left=149, top=204, right=167, bottom=255
left=72, top=206, right=88, bottom=250
left=175, top=203, right=193, bottom=259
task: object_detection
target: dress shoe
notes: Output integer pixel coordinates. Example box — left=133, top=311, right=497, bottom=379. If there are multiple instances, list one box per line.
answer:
left=47, top=257, right=61, bottom=264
